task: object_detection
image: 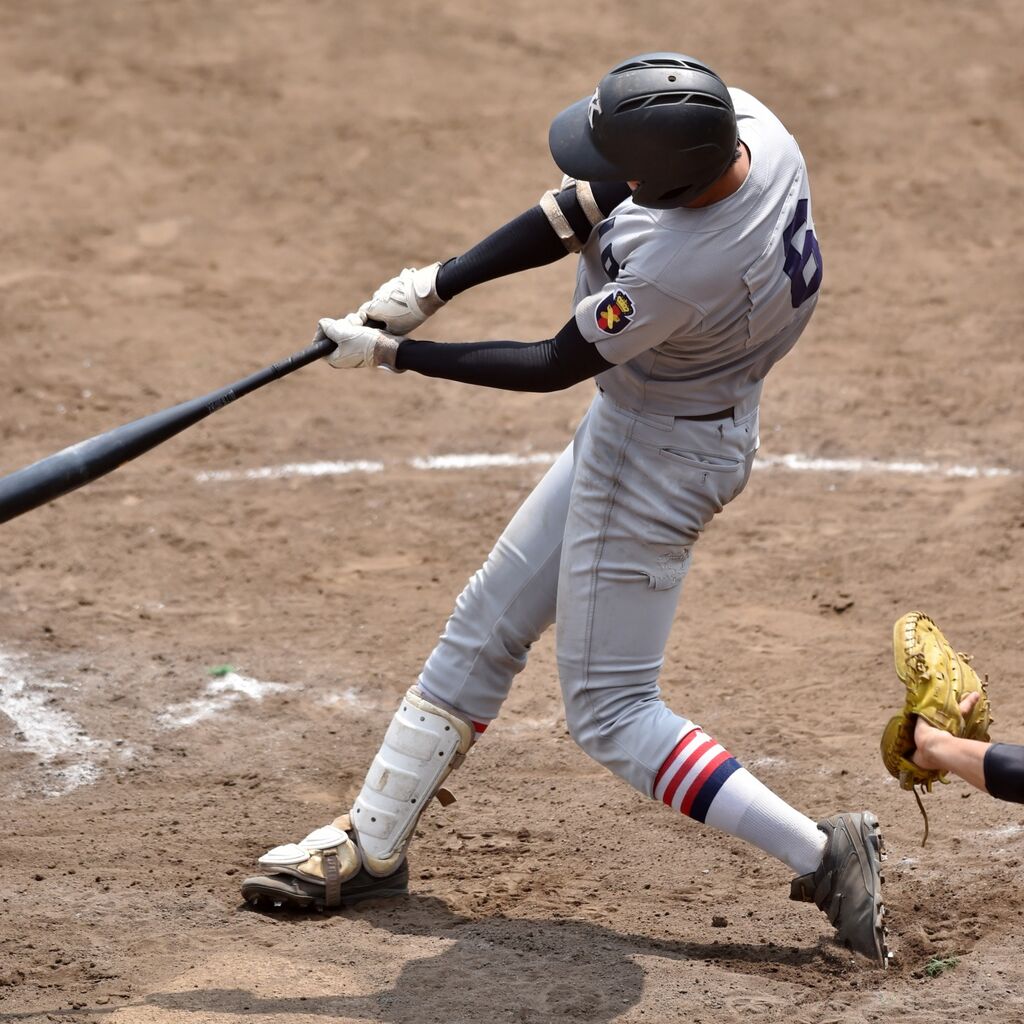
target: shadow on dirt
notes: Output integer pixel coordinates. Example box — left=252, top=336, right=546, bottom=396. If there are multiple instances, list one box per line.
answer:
left=0, top=896, right=837, bottom=1022
left=136, top=894, right=826, bottom=1022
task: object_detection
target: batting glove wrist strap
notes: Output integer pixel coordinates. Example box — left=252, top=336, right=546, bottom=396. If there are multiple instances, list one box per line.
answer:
left=320, top=316, right=405, bottom=370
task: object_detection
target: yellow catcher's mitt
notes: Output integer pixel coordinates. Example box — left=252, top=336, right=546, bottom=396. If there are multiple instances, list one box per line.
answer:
left=881, top=611, right=992, bottom=843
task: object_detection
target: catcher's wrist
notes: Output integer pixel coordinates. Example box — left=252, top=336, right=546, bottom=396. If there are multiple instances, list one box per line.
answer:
left=910, top=719, right=948, bottom=772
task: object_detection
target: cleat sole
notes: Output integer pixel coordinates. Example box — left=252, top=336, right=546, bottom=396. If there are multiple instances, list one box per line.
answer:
left=241, top=859, right=409, bottom=913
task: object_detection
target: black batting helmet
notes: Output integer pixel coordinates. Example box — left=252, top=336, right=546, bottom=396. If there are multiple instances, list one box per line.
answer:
left=548, top=53, right=738, bottom=210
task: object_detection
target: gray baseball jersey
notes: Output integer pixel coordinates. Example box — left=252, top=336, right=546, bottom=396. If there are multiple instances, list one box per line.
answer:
left=572, top=88, right=821, bottom=416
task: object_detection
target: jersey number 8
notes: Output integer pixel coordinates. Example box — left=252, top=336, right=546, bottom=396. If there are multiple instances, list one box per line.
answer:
left=782, top=198, right=822, bottom=308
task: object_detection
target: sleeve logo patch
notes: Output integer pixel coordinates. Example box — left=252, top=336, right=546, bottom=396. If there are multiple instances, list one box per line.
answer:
left=595, top=290, right=635, bottom=335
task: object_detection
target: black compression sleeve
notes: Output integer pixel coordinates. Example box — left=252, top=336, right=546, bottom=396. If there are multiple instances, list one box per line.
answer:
left=435, top=207, right=566, bottom=301
left=436, top=181, right=632, bottom=301
left=983, top=743, right=1024, bottom=803
left=394, top=318, right=613, bottom=392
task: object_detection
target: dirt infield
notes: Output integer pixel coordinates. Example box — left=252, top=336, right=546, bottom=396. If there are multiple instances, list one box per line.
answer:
left=2, top=1, right=1023, bottom=1021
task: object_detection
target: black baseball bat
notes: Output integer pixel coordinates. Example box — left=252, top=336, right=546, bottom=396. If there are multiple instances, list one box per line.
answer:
left=0, top=336, right=336, bottom=525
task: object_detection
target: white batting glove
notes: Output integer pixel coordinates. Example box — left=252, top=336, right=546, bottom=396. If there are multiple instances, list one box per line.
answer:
left=358, top=263, right=445, bottom=335
left=318, top=314, right=403, bottom=371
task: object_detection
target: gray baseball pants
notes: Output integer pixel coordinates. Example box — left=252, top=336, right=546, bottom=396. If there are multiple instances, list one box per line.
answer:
left=418, top=387, right=760, bottom=796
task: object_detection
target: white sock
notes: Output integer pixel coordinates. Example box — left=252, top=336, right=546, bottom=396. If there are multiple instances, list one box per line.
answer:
left=655, top=727, right=826, bottom=876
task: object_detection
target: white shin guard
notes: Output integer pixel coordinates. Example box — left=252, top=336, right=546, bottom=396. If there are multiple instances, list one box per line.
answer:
left=351, top=687, right=475, bottom=875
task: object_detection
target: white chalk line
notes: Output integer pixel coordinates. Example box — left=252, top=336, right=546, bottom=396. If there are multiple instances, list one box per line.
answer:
left=747, top=756, right=788, bottom=769
left=0, top=649, right=114, bottom=795
left=758, top=453, right=1014, bottom=479
left=0, top=645, right=565, bottom=797
left=319, top=687, right=392, bottom=714
left=982, top=824, right=1024, bottom=838
left=196, top=450, right=1017, bottom=483
left=196, top=459, right=384, bottom=482
left=0, top=650, right=299, bottom=793
left=410, top=452, right=560, bottom=471
left=158, top=672, right=294, bottom=729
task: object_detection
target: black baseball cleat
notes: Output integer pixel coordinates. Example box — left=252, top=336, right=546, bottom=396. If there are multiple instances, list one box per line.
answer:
left=241, top=858, right=410, bottom=912
left=789, top=810, right=890, bottom=966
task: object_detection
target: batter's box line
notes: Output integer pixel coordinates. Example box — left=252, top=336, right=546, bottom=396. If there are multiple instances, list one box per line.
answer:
left=0, top=647, right=117, bottom=796
left=195, top=451, right=1018, bottom=484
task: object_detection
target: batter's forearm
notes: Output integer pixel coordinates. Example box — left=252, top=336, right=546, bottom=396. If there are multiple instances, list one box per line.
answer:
left=395, top=319, right=613, bottom=392
left=435, top=207, right=566, bottom=300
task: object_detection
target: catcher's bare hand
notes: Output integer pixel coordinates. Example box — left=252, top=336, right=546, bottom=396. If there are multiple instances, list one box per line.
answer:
left=912, top=692, right=980, bottom=772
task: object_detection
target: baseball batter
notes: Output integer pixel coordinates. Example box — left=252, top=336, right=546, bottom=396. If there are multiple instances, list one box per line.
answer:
left=242, top=53, right=888, bottom=965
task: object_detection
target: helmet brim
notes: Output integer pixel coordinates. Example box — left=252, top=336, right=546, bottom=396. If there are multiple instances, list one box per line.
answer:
left=548, top=96, right=625, bottom=183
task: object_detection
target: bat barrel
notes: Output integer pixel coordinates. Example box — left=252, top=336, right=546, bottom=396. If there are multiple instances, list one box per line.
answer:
left=0, top=336, right=335, bottom=525
left=0, top=397, right=217, bottom=524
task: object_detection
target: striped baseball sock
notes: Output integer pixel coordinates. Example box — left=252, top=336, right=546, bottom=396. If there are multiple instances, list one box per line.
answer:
left=654, top=726, right=826, bottom=876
